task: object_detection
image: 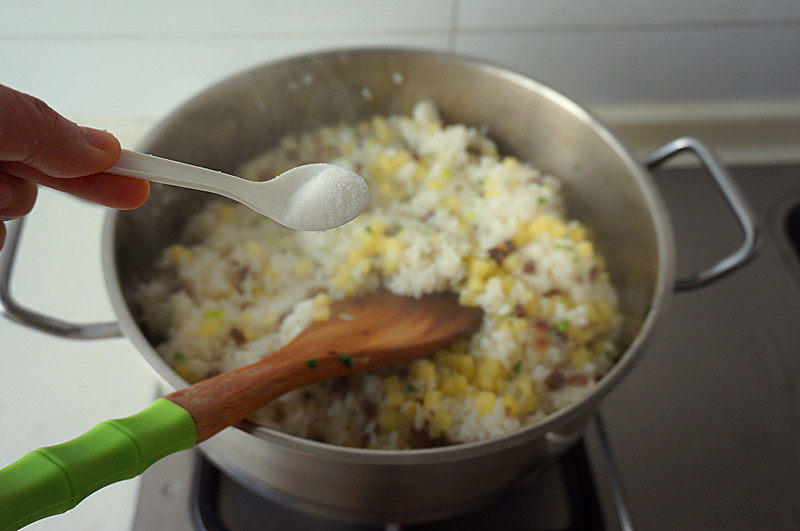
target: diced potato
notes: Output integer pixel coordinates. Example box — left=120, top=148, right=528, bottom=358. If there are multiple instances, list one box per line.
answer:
left=377, top=407, right=400, bottom=431
left=197, top=318, right=221, bottom=336
left=311, top=306, right=331, bottom=321
left=503, top=394, right=520, bottom=417
left=441, top=374, right=469, bottom=396
left=510, top=318, right=527, bottom=335
left=166, top=244, right=193, bottom=265
left=296, top=258, right=314, bottom=275
left=477, top=358, right=504, bottom=391
left=262, top=310, right=278, bottom=328
left=569, top=225, right=587, bottom=242
left=461, top=210, right=477, bottom=224
left=459, top=290, right=478, bottom=307
left=385, top=390, right=405, bottom=407
left=333, top=269, right=353, bottom=291
left=384, top=238, right=403, bottom=254
left=347, top=247, right=364, bottom=262
left=423, top=390, right=442, bottom=411
left=411, top=359, right=436, bottom=382
left=525, top=215, right=568, bottom=240
left=576, top=241, right=593, bottom=259
left=311, top=293, right=331, bottom=321
left=399, top=401, right=417, bottom=424
left=245, top=241, right=264, bottom=256
left=370, top=220, right=387, bottom=234
left=469, top=258, right=497, bottom=280
left=569, top=347, right=592, bottom=367
left=312, top=293, right=330, bottom=308
left=476, top=391, right=496, bottom=414
left=524, top=297, right=541, bottom=316
left=514, top=377, right=538, bottom=414
left=466, top=276, right=485, bottom=294
left=442, top=195, right=460, bottom=212
left=504, top=254, right=521, bottom=270
left=502, top=156, right=519, bottom=168
left=428, top=177, right=446, bottom=191
left=429, top=408, right=453, bottom=437
left=484, top=185, right=501, bottom=199
left=383, top=375, right=402, bottom=393
left=501, top=275, right=516, bottom=293
left=451, top=354, right=476, bottom=378
left=567, top=326, right=593, bottom=345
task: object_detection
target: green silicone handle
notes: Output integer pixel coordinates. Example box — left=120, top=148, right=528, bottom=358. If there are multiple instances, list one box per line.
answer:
left=0, top=398, right=196, bottom=531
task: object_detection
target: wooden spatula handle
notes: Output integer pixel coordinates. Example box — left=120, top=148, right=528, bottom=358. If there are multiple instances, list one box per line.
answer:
left=166, top=292, right=483, bottom=443
left=166, top=344, right=352, bottom=442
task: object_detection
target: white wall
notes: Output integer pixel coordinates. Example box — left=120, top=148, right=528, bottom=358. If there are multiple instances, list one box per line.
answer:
left=3, top=0, right=799, bottom=120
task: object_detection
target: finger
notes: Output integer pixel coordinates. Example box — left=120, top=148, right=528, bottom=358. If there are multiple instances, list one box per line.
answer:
left=0, top=84, right=120, bottom=178
left=0, top=161, right=148, bottom=210
left=0, top=172, right=38, bottom=221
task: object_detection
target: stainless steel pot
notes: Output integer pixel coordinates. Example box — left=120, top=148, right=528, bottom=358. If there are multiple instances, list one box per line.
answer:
left=0, top=48, right=759, bottom=523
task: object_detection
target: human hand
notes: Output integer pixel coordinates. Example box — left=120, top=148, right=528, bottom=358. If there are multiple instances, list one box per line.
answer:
left=0, top=84, right=150, bottom=249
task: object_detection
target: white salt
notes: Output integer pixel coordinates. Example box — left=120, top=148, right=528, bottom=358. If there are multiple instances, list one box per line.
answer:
left=283, top=166, right=369, bottom=231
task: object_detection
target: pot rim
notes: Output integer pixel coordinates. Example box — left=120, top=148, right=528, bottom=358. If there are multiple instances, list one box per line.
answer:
left=102, top=46, right=676, bottom=465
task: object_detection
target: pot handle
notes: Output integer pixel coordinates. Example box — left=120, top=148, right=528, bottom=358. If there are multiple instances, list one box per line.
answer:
left=644, top=137, right=760, bottom=291
left=0, top=217, right=122, bottom=339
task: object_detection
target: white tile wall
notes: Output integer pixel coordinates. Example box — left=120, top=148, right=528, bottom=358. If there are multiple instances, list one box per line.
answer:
left=5, top=0, right=454, bottom=34
left=457, top=0, right=800, bottom=29
left=1, top=0, right=797, bottom=121
left=454, top=27, right=800, bottom=106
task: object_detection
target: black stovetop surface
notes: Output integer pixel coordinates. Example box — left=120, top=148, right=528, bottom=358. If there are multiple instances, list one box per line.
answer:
left=193, top=440, right=604, bottom=531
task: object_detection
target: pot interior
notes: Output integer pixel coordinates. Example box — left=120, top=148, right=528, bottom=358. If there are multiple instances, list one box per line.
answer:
left=112, top=48, right=668, bottom=429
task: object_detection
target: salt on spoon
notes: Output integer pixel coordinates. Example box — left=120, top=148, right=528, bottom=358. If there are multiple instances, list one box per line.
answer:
left=109, top=150, right=369, bottom=231
left=282, top=165, right=369, bottom=231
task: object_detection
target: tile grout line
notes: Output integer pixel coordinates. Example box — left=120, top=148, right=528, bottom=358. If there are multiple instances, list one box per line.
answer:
left=0, top=29, right=451, bottom=42
left=448, top=0, right=460, bottom=51
left=0, top=18, right=798, bottom=41
left=453, top=18, right=800, bottom=36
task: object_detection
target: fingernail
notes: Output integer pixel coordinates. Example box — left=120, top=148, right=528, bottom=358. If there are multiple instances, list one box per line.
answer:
left=81, top=127, right=119, bottom=152
left=0, top=183, right=13, bottom=211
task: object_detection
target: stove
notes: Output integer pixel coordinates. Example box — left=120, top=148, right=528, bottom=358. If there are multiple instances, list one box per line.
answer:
left=132, top=164, right=800, bottom=530
left=132, top=418, right=621, bottom=530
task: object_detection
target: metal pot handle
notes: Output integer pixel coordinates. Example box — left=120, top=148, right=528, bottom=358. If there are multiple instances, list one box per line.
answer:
left=0, top=217, right=122, bottom=339
left=644, top=137, right=760, bottom=291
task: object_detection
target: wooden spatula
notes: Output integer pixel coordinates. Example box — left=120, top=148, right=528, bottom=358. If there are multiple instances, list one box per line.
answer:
left=0, top=291, right=482, bottom=530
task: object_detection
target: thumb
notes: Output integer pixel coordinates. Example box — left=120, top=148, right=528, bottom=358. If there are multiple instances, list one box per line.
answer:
left=0, top=84, right=120, bottom=178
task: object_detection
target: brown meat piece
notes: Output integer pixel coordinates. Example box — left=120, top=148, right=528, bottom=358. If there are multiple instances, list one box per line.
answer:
left=530, top=318, right=550, bottom=352
left=361, top=400, right=378, bottom=419
left=523, top=260, right=536, bottom=273
left=567, top=374, right=589, bottom=386
left=545, top=368, right=566, bottom=390
left=488, top=240, right=517, bottom=265
left=229, top=327, right=247, bottom=346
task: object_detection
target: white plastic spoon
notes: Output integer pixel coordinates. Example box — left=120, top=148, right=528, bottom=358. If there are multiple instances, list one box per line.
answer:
left=109, top=149, right=369, bottom=231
